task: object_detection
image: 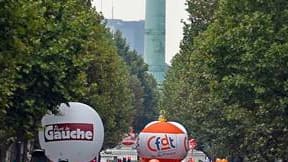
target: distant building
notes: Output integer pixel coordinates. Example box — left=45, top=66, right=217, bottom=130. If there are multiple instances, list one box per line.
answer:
left=106, top=19, right=144, bottom=56
left=106, top=5, right=168, bottom=85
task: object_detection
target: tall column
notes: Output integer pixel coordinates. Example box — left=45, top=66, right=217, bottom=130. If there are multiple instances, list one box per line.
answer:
left=144, top=0, right=166, bottom=84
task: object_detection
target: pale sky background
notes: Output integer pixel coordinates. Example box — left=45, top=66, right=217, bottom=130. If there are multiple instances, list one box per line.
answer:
left=92, top=0, right=188, bottom=64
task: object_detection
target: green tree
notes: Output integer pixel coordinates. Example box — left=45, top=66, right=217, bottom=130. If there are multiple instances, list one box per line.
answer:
left=163, top=0, right=288, bottom=161
left=0, top=0, right=99, bottom=160
left=161, top=0, right=219, bottom=159
left=0, top=0, right=135, bottom=160
left=112, top=30, right=159, bottom=132
left=197, top=0, right=288, bottom=160
left=82, top=32, right=134, bottom=147
left=137, top=73, right=159, bottom=132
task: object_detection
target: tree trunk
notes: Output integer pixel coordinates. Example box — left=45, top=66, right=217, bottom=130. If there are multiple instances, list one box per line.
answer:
left=0, top=144, right=7, bottom=162
left=22, top=140, right=29, bottom=162
left=15, top=130, right=25, bottom=162
left=15, top=140, right=22, bottom=162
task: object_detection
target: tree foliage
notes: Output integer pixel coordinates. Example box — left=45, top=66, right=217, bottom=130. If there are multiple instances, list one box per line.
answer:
left=1, top=0, right=95, bottom=142
left=162, top=0, right=288, bottom=161
left=112, top=30, right=159, bottom=133
left=0, top=0, right=135, bottom=159
left=161, top=0, right=218, bottom=158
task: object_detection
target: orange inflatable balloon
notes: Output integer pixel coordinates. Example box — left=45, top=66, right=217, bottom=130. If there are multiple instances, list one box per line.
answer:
left=149, top=159, right=160, bottom=162
left=216, top=158, right=228, bottom=162
left=216, top=158, right=221, bottom=162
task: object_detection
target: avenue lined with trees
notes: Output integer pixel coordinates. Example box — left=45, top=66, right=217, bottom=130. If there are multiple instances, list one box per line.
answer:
left=1, top=0, right=288, bottom=161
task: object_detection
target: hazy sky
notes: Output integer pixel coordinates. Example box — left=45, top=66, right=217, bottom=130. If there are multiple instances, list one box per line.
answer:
left=92, top=0, right=188, bottom=64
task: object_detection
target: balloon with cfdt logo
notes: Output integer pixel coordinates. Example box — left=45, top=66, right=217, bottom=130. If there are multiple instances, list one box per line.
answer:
left=137, top=116, right=188, bottom=161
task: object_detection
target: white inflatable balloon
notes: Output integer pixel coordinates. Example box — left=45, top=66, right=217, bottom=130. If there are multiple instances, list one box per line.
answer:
left=39, top=102, right=104, bottom=162
left=137, top=121, right=188, bottom=160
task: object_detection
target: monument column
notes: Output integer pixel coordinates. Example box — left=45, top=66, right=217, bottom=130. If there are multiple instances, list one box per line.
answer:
left=144, top=0, right=166, bottom=84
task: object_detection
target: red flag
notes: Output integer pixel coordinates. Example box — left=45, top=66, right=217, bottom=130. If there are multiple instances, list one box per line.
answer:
left=189, top=139, right=197, bottom=150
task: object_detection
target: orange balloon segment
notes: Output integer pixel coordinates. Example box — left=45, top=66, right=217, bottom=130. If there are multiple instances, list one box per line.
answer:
left=141, top=122, right=184, bottom=134
left=149, top=159, right=160, bottom=162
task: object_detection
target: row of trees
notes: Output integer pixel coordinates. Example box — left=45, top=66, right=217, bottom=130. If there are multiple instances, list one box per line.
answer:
left=0, top=0, right=158, bottom=161
left=161, top=0, right=288, bottom=161
left=112, top=31, right=159, bottom=133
